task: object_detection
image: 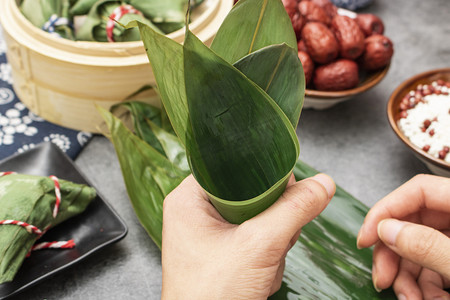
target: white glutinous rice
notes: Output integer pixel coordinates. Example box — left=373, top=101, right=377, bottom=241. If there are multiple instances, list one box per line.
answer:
left=398, top=81, right=450, bottom=163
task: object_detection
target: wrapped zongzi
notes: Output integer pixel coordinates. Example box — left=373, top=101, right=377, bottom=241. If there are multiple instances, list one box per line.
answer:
left=20, top=0, right=75, bottom=40
left=75, top=0, right=161, bottom=42
left=0, top=172, right=96, bottom=284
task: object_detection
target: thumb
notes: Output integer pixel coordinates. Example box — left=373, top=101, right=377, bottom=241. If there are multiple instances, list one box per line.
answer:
left=378, top=219, right=450, bottom=279
left=248, top=173, right=335, bottom=245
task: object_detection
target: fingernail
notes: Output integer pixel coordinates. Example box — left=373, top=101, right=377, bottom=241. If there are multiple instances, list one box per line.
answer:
left=377, top=219, right=405, bottom=246
left=397, top=294, right=407, bottom=300
left=356, top=226, right=363, bottom=249
left=372, top=264, right=381, bottom=292
left=311, top=173, right=335, bottom=199
left=432, top=297, right=449, bottom=300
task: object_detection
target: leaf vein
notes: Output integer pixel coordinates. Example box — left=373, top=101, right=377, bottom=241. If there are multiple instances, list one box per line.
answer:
left=265, top=46, right=287, bottom=91
left=249, top=0, right=268, bottom=54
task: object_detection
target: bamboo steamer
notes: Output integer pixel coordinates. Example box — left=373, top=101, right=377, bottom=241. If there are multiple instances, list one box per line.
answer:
left=0, top=0, right=233, bottom=133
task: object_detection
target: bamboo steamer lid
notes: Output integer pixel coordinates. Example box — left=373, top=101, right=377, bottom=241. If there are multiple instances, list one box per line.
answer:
left=0, top=0, right=233, bottom=133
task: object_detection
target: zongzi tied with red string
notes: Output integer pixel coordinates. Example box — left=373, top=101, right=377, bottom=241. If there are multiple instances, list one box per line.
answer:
left=75, top=0, right=160, bottom=42
left=0, top=173, right=96, bottom=284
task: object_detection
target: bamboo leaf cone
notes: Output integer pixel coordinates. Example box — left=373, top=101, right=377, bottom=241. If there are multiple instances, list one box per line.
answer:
left=130, top=0, right=303, bottom=223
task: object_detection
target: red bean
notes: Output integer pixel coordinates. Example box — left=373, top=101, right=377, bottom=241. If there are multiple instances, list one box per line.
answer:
left=429, top=129, right=435, bottom=137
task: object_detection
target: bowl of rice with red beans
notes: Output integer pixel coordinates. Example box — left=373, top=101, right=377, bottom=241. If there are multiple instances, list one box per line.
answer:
left=387, top=68, right=450, bottom=177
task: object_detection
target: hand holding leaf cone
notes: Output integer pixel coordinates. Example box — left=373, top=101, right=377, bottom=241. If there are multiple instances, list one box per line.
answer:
left=100, top=102, right=396, bottom=298
left=100, top=1, right=396, bottom=297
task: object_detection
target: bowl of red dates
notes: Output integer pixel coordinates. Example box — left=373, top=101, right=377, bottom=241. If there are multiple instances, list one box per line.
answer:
left=283, top=0, right=393, bottom=109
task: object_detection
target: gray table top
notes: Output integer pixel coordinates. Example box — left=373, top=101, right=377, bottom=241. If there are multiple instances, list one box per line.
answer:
left=11, top=0, right=450, bottom=299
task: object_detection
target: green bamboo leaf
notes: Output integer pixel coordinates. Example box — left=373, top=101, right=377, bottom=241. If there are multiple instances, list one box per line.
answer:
left=133, top=19, right=302, bottom=222
left=183, top=30, right=299, bottom=201
left=210, top=0, right=297, bottom=64
left=21, top=0, right=55, bottom=27
left=136, top=22, right=191, bottom=146
left=135, top=21, right=302, bottom=146
left=147, top=120, right=189, bottom=172
left=112, top=101, right=188, bottom=171
left=128, top=0, right=187, bottom=34
left=70, top=0, right=97, bottom=15
left=234, top=44, right=305, bottom=128
left=267, top=162, right=397, bottom=299
left=112, top=101, right=167, bottom=156
left=99, top=107, right=189, bottom=247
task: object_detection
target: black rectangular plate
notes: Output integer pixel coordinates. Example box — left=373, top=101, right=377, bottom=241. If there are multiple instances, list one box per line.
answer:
left=0, top=142, right=128, bottom=299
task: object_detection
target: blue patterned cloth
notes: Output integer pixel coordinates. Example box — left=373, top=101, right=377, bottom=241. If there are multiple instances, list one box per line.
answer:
left=0, top=27, right=91, bottom=161
left=331, top=0, right=373, bottom=10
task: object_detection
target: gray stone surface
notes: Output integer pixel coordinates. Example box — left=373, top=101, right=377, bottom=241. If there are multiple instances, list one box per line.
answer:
left=10, top=0, right=450, bottom=299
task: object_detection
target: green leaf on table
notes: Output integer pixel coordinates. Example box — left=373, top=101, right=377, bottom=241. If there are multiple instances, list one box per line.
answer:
left=112, top=101, right=167, bottom=155
left=268, top=162, right=396, bottom=299
left=210, top=0, right=297, bottom=64
left=99, top=107, right=189, bottom=247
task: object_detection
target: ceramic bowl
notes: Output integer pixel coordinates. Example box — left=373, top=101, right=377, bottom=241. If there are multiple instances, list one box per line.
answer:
left=387, top=68, right=450, bottom=177
left=304, top=64, right=390, bottom=110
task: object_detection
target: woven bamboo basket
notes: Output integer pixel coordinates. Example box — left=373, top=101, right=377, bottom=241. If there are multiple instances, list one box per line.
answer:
left=0, top=0, right=233, bottom=133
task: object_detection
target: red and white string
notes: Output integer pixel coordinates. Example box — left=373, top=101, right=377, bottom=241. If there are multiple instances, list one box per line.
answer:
left=106, top=4, right=143, bottom=42
left=0, top=172, right=75, bottom=252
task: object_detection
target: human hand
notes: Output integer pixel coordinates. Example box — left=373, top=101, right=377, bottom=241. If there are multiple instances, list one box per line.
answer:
left=357, top=174, right=450, bottom=300
left=161, top=173, right=335, bottom=299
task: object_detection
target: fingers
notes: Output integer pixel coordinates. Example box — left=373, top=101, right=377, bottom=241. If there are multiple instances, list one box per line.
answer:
left=377, top=219, right=450, bottom=279
left=248, top=173, right=335, bottom=247
left=357, top=174, right=450, bottom=248
left=372, top=242, right=400, bottom=291
left=392, top=259, right=422, bottom=300
left=418, top=268, right=450, bottom=300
